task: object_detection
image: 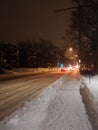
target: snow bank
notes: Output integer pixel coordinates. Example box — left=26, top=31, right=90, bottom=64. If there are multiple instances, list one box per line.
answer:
left=83, top=75, right=98, bottom=111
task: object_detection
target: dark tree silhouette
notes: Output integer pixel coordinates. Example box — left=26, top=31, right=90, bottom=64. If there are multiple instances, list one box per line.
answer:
left=70, top=0, right=98, bottom=70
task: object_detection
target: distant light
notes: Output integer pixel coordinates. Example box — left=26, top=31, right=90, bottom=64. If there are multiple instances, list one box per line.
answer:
left=69, top=64, right=72, bottom=67
left=79, top=59, right=81, bottom=63
left=89, top=53, right=92, bottom=56
left=69, top=48, right=73, bottom=51
left=60, top=63, right=64, bottom=67
left=75, top=64, right=80, bottom=69
left=75, top=55, right=78, bottom=58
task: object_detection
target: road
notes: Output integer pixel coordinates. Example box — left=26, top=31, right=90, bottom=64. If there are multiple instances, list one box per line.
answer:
left=0, top=71, right=65, bottom=121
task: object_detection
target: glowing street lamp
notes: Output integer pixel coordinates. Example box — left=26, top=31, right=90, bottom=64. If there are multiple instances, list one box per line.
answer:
left=75, top=54, right=78, bottom=58
left=69, top=48, right=73, bottom=51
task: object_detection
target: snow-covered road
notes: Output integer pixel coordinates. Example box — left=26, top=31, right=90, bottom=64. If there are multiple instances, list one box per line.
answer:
left=0, top=72, right=64, bottom=121
left=0, top=70, right=92, bottom=130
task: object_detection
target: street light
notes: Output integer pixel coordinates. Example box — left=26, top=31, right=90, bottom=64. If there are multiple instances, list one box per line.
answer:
left=75, top=54, right=78, bottom=58
left=69, top=48, right=73, bottom=51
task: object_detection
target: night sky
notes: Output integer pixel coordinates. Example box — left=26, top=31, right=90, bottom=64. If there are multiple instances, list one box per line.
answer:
left=0, top=0, right=73, bottom=46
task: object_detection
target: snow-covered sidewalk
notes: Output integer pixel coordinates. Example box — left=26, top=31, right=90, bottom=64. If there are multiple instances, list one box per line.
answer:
left=0, top=74, right=92, bottom=130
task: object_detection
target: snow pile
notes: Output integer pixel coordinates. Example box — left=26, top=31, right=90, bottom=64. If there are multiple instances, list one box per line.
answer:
left=0, top=74, right=92, bottom=130
left=0, top=68, right=58, bottom=81
left=83, top=75, right=98, bottom=111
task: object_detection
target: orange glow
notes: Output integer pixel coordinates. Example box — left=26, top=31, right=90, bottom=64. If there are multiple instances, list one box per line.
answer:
left=69, top=48, right=73, bottom=51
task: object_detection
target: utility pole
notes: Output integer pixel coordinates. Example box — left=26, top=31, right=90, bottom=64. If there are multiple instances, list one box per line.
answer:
left=77, top=0, right=82, bottom=64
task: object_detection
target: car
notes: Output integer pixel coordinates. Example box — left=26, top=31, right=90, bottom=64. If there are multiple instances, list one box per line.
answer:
left=60, top=67, right=67, bottom=72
